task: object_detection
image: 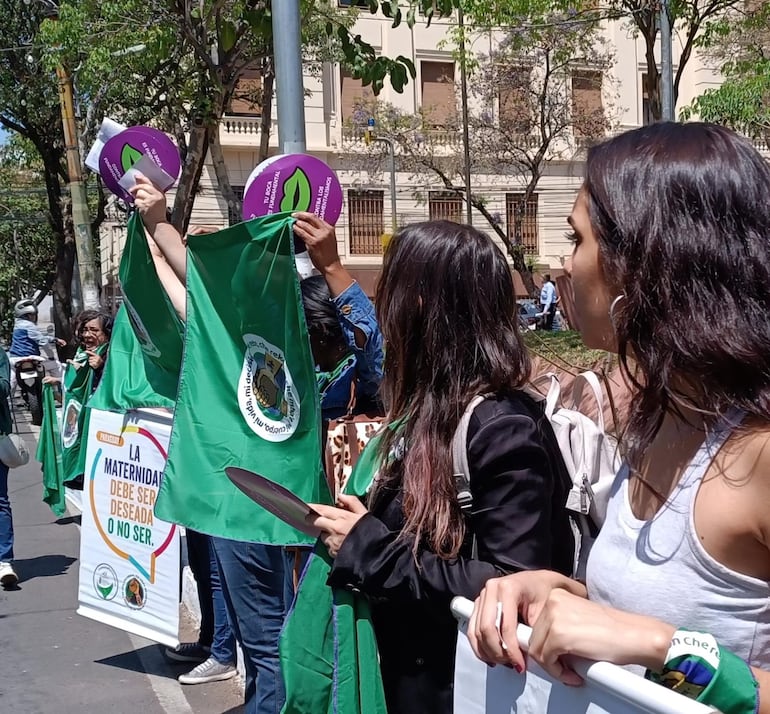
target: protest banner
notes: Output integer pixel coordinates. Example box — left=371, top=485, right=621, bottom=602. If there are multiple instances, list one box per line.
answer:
left=156, top=212, right=328, bottom=545
left=451, top=598, right=717, bottom=714
left=99, top=126, right=181, bottom=202
left=78, top=408, right=179, bottom=648
left=242, top=153, right=343, bottom=225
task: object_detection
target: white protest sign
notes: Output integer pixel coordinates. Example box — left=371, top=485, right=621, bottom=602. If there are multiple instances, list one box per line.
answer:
left=78, top=408, right=180, bottom=648
left=85, top=117, right=126, bottom=173
left=451, top=598, right=718, bottom=714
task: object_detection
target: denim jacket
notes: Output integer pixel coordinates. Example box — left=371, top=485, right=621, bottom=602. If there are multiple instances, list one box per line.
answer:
left=9, top=318, right=56, bottom=357
left=319, top=281, right=384, bottom=422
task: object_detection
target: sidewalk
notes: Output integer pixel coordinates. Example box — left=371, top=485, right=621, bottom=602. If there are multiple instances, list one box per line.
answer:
left=1, top=405, right=244, bottom=713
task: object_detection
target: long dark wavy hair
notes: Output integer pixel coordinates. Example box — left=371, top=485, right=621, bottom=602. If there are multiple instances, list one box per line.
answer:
left=584, top=122, right=770, bottom=470
left=372, top=220, right=530, bottom=558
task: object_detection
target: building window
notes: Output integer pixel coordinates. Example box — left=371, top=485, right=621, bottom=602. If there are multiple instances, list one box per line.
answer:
left=420, top=60, right=455, bottom=127
left=340, top=67, right=374, bottom=123
left=641, top=72, right=657, bottom=126
left=498, top=66, right=532, bottom=135
left=338, top=0, right=370, bottom=6
left=571, top=70, right=604, bottom=142
left=506, top=192, right=539, bottom=256
left=349, top=189, right=384, bottom=255
left=227, top=63, right=262, bottom=116
left=228, top=186, right=245, bottom=226
left=428, top=191, right=464, bottom=222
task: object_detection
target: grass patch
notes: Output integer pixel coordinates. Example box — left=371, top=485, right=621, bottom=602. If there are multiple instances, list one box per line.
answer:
left=523, top=330, right=612, bottom=371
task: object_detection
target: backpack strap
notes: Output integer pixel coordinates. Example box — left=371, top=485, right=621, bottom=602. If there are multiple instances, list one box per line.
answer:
left=570, top=371, right=606, bottom=431
left=451, top=395, right=489, bottom=514
left=528, top=372, right=562, bottom=419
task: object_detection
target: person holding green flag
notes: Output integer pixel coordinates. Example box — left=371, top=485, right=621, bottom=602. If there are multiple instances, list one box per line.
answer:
left=131, top=175, right=384, bottom=714
left=291, top=221, right=575, bottom=713
left=57, top=310, right=112, bottom=488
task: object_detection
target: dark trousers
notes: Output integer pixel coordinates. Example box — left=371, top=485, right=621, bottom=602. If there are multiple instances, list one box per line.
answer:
left=540, top=303, right=556, bottom=331
left=212, top=538, right=288, bottom=714
left=186, top=529, right=236, bottom=664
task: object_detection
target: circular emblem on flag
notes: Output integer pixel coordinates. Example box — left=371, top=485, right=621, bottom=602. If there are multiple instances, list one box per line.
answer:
left=62, top=399, right=82, bottom=449
left=93, top=563, right=118, bottom=601
left=238, top=334, right=300, bottom=442
left=123, top=574, right=147, bottom=610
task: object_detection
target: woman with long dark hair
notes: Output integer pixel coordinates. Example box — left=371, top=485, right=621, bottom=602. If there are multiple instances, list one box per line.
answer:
left=470, top=122, right=770, bottom=714
left=307, top=220, right=574, bottom=713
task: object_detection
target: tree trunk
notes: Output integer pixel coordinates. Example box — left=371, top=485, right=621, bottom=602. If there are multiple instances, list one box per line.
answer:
left=171, top=123, right=211, bottom=234
left=642, top=19, right=662, bottom=122
left=40, top=151, right=76, bottom=348
left=209, top=129, right=239, bottom=223
left=259, top=59, right=275, bottom=163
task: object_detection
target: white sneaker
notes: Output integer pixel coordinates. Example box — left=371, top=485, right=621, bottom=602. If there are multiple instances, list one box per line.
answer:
left=0, top=562, right=18, bottom=587
left=178, top=656, right=237, bottom=685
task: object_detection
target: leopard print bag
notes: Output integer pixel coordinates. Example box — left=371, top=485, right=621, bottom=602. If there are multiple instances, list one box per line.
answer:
left=323, top=413, right=384, bottom=500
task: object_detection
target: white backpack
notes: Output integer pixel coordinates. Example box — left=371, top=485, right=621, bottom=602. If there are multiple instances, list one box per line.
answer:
left=452, top=371, right=621, bottom=578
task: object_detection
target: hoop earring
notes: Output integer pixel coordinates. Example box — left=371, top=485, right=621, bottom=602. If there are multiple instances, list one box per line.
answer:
left=609, top=294, right=625, bottom=329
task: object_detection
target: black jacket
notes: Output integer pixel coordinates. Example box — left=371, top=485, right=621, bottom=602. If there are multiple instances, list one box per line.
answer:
left=328, top=391, right=575, bottom=714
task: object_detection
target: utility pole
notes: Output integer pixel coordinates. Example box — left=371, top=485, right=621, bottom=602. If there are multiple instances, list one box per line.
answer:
left=458, top=6, right=473, bottom=225
left=271, top=0, right=307, bottom=154
left=659, top=0, right=675, bottom=121
left=56, top=65, right=99, bottom=308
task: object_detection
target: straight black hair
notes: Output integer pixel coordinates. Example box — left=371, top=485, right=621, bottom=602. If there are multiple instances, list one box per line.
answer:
left=584, top=122, right=770, bottom=469
left=299, top=275, right=347, bottom=364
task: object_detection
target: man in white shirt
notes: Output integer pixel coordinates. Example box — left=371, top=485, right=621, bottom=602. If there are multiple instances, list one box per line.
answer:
left=539, top=274, right=557, bottom=331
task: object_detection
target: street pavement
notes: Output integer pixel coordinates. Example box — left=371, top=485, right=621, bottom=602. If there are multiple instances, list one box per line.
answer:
left=0, top=406, right=244, bottom=714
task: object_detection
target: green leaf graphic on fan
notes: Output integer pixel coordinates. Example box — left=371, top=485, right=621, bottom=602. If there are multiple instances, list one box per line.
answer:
left=279, top=168, right=312, bottom=212
left=121, top=144, right=144, bottom=172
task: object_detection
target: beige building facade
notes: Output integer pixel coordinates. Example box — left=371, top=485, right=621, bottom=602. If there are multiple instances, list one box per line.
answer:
left=100, top=4, right=729, bottom=299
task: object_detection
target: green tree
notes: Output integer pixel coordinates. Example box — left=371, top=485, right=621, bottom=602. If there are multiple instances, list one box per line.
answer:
left=0, top=0, right=96, bottom=340
left=0, top=137, right=58, bottom=342
left=457, top=0, right=745, bottom=122
left=41, top=0, right=433, bottom=232
left=345, top=6, right=614, bottom=295
left=684, top=3, right=770, bottom=140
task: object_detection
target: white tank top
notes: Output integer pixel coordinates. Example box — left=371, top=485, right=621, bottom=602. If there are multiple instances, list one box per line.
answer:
left=587, top=412, right=770, bottom=668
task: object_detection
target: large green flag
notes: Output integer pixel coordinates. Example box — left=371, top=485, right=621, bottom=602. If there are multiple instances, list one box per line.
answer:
left=280, top=431, right=388, bottom=714
left=61, top=344, right=107, bottom=484
left=89, top=306, right=176, bottom=411
left=119, top=212, right=184, bottom=380
left=155, top=213, right=328, bottom=544
left=38, top=383, right=65, bottom=516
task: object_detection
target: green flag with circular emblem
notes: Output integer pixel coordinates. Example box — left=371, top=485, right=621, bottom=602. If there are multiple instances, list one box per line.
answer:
left=155, top=212, right=328, bottom=545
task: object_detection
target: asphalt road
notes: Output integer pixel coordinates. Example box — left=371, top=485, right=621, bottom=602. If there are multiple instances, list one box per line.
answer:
left=0, top=405, right=244, bottom=714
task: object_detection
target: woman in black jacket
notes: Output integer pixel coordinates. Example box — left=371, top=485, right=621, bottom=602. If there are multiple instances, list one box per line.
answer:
left=309, top=220, right=574, bottom=713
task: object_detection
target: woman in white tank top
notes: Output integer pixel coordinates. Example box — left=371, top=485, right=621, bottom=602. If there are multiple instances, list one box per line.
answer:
left=469, top=122, right=770, bottom=714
